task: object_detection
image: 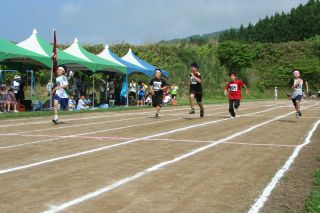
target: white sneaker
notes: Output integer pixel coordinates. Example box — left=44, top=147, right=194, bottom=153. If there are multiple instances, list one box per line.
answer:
left=230, top=116, right=236, bottom=119
left=14, top=110, right=19, bottom=113
left=52, top=118, right=60, bottom=124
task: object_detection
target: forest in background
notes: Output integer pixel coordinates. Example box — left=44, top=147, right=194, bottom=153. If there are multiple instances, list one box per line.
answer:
left=1, top=0, right=320, bottom=99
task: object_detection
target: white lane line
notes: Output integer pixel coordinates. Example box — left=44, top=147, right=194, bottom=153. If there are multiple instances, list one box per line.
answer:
left=44, top=104, right=317, bottom=213
left=0, top=134, right=298, bottom=148
left=0, top=104, right=274, bottom=150
left=223, top=142, right=297, bottom=148
left=0, top=117, right=182, bottom=150
left=0, top=105, right=220, bottom=128
left=0, top=105, right=240, bottom=128
left=247, top=119, right=320, bottom=213
left=0, top=105, right=232, bottom=135
left=0, top=105, right=287, bottom=175
left=246, top=115, right=320, bottom=119
left=0, top=103, right=274, bottom=128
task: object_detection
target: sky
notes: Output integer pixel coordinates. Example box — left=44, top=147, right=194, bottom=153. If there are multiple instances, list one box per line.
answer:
left=0, top=0, right=309, bottom=45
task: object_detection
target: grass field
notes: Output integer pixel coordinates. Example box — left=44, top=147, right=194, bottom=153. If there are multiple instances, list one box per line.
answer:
left=0, top=100, right=319, bottom=212
left=305, top=169, right=320, bottom=212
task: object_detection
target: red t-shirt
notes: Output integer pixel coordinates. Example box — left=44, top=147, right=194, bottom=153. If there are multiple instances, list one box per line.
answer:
left=225, top=80, right=245, bottom=100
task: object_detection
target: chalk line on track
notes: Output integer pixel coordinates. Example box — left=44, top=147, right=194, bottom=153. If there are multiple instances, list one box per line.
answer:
left=0, top=134, right=299, bottom=148
left=43, top=103, right=318, bottom=213
left=0, top=105, right=223, bottom=128
left=247, top=119, right=320, bottom=213
left=0, top=103, right=274, bottom=128
left=0, top=105, right=288, bottom=175
left=0, top=104, right=277, bottom=150
left=0, top=106, right=193, bottom=128
left=0, top=105, right=234, bottom=135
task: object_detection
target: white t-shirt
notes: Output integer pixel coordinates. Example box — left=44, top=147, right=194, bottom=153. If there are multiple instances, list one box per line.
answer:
left=291, top=79, right=303, bottom=98
left=77, top=99, right=86, bottom=110
left=56, top=75, right=69, bottom=98
left=129, top=82, right=137, bottom=93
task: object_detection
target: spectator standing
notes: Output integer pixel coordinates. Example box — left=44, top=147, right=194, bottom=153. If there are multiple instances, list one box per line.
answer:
left=137, top=82, right=145, bottom=106
left=274, top=87, right=278, bottom=100
left=171, top=82, right=179, bottom=99
left=129, top=79, right=137, bottom=100
left=47, top=80, right=53, bottom=97
left=99, top=78, right=107, bottom=105
left=0, top=84, right=7, bottom=112
left=80, top=76, right=88, bottom=96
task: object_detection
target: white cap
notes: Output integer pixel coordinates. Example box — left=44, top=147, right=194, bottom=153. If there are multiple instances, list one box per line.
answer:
left=14, top=75, right=21, bottom=79
left=293, top=70, right=300, bottom=75
left=58, top=67, right=65, bottom=73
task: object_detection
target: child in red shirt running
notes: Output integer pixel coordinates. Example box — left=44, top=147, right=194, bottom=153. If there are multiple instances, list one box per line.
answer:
left=224, top=72, right=249, bottom=118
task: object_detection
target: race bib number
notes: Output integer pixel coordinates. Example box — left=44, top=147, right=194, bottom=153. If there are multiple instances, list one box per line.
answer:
left=153, top=81, right=162, bottom=91
left=230, top=84, right=238, bottom=92
left=190, top=77, right=197, bottom=85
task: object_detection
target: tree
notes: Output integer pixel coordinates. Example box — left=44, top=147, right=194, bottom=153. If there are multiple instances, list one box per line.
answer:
left=217, top=41, right=256, bottom=72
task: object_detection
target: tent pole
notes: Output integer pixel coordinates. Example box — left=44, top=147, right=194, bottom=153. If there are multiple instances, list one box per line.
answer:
left=93, top=73, right=95, bottom=109
left=49, top=64, right=54, bottom=110
left=126, top=74, right=129, bottom=107
left=30, top=70, right=33, bottom=99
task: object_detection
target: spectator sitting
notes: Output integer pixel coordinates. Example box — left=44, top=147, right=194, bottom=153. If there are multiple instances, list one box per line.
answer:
left=163, top=93, right=172, bottom=105
left=68, top=94, right=76, bottom=111
left=5, top=88, right=19, bottom=112
left=84, top=94, right=92, bottom=106
left=145, top=92, right=152, bottom=106
left=77, top=95, right=89, bottom=110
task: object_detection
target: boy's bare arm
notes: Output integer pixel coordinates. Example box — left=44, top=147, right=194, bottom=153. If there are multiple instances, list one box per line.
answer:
left=224, top=89, right=228, bottom=96
left=191, top=73, right=201, bottom=83
left=244, top=84, right=249, bottom=95
left=150, top=86, right=154, bottom=95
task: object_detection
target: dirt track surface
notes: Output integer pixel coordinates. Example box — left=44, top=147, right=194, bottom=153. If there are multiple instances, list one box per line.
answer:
left=0, top=100, right=319, bottom=213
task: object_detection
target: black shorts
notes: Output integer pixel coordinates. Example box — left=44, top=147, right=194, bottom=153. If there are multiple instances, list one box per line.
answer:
left=292, top=95, right=302, bottom=106
left=152, top=94, right=163, bottom=107
left=190, top=89, right=203, bottom=103
left=54, top=94, right=69, bottom=110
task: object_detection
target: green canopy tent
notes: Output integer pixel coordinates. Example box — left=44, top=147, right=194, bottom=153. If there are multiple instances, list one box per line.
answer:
left=17, top=29, right=94, bottom=71
left=64, top=38, right=127, bottom=73
left=0, top=39, right=50, bottom=68
left=64, top=38, right=127, bottom=108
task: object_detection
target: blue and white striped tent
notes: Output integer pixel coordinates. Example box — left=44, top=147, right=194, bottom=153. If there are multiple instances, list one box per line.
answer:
left=98, top=45, right=148, bottom=76
left=121, top=48, right=169, bottom=77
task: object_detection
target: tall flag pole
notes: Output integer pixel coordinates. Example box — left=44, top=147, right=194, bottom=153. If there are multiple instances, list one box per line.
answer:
left=49, top=29, right=57, bottom=109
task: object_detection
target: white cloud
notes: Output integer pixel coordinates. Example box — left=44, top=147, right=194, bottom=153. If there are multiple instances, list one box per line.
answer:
left=0, top=0, right=308, bottom=44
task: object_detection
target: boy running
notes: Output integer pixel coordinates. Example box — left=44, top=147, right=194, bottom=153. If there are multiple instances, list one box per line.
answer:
left=189, top=63, right=204, bottom=117
left=289, top=70, right=304, bottom=118
left=224, top=72, right=249, bottom=118
left=52, top=67, right=69, bottom=124
left=150, top=69, right=167, bottom=119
